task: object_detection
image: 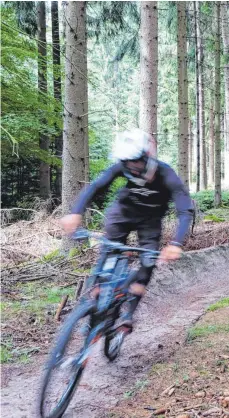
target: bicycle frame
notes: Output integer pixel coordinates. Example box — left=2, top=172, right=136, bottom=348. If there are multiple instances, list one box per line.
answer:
left=71, top=229, right=160, bottom=352
left=39, top=230, right=160, bottom=418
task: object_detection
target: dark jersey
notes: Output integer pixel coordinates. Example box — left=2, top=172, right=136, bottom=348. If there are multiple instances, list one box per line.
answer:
left=71, top=161, right=193, bottom=245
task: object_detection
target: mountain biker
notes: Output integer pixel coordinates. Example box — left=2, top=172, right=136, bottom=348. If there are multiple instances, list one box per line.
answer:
left=61, top=129, right=193, bottom=328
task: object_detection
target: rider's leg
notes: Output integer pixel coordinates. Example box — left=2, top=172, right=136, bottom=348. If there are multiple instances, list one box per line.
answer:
left=119, top=265, right=155, bottom=327
left=120, top=216, right=161, bottom=327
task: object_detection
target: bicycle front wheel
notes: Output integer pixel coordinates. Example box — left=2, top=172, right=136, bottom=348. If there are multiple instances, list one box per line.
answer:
left=39, top=301, right=95, bottom=418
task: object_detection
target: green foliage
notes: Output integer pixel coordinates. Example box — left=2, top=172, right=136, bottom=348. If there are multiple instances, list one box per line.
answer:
left=1, top=7, right=61, bottom=158
left=124, top=379, right=149, bottom=399
left=1, top=340, right=40, bottom=364
left=204, top=208, right=229, bottom=222
left=203, top=214, right=224, bottom=223
left=187, top=324, right=229, bottom=342
left=191, top=190, right=229, bottom=211
left=42, top=249, right=62, bottom=263
left=90, top=159, right=109, bottom=181
left=1, top=5, right=62, bottom=206
left=1, top=343, right=13, bottom=363
left=87, top=2, right=139, bottom=40
left=106, top=177, right=126, bottom=206
left=207, top=298, right=229, bottom=312
left=13, top=1, right=37, bottom=35
left=68, top=247, right=81, bottom=258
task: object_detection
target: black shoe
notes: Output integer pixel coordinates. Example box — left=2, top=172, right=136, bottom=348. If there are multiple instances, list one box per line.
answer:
left=118, top=312, right=133, bottom=329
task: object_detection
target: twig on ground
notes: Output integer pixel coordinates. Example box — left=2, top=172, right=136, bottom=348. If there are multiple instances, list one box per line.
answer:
left=75, top=279, right=85, bottom=299
left=55, top=295, right=69, bottom=321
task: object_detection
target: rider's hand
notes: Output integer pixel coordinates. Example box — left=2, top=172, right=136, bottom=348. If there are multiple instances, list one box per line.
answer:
left=160, top=244, right=182, bottom=262
left=60, top=214, right=82, bottom=234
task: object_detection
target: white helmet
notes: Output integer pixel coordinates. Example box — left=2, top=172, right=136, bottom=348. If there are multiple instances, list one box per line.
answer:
left=112, top=129, right=150, bottom=161
left=112, top=128, right=158, bottom=185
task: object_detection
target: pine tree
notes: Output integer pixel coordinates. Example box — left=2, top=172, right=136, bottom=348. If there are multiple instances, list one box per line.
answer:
left=139, top=1, right=158, bottom=152
left=194, top=0, right=200, bottom=191
left=51, top=1, right=62, bottom=200
left=37, top=1, right=51, bottom=200
left=62, top=2, right=89, bottom=220
left=222, top=2, right=229, bottom=186
left=197, top=2, right=207, bottom=189
left=177, top=2, right=189, bottom=187
left=209, top=93, right=215, bottom=185
left=214, top=2, right=222, bottom=207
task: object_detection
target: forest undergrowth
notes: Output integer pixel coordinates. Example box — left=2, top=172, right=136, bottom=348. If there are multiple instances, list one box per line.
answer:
left=1, top=205, right=229, bottom=364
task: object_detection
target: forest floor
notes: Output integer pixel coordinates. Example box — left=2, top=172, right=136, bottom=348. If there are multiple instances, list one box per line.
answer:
left=1, top=209, right=229, bottom=417
left=105, top=304, right=229, bottom=418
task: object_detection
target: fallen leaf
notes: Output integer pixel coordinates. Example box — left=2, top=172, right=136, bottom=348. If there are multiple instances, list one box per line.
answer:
left=190, top=371, right=199, bottom=379
left=168, top=387, right=175, bottom=396
left=153, top=406, right=170, bottom=415
left=176, top=415, right=190, bottom=418
left=161, top=384, right=175, bottom=396
left=222, top=397, right=229, bottom=407
left=195, top=391, right=206, bottom=398
left=202, top=407, right=222, bottom=416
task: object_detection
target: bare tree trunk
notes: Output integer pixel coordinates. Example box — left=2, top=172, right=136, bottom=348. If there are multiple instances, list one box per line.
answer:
left=197, top=2, right=207, bottom=190
left=177, top=2, right=189, bottom=187
left=222, top=2, right=229, bottom=187
left=209, top=95, right=215, bottom=185
left=62, top=2, right=88, bottom=220
left=51, top=1, right=62, bottom=200
left=214, top=3, right=221, bottom=207
left=194, top=1, right=200, bottom=191
left=139, top=1, right=158, bottom=154
left=189, top=119, right=194, bottom=185
left=114, top=60, right=119, bottom=132
left=37, top=2, right=50, bottom=200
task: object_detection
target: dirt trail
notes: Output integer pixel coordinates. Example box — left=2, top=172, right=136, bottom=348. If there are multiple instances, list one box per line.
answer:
left=1, top=245, right=229, bottom=418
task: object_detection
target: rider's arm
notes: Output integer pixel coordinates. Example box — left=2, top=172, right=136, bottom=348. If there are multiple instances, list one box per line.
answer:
left=162, top=166, right=193, bottom=246
left=71, top=163, right=123, bottom=214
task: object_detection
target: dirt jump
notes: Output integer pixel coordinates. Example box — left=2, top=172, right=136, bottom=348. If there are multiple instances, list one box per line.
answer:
left=1, top=244, right=229, bottom=418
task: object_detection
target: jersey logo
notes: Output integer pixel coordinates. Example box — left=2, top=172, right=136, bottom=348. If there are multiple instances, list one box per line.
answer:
left=130, top=188, right=159, bottom=197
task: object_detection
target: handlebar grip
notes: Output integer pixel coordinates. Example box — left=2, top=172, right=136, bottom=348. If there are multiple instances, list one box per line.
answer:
left=71, top=228, right=89, bottom=240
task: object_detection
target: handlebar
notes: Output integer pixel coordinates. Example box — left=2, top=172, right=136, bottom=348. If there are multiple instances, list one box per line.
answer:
left=71, top=228, right=160, bottom=257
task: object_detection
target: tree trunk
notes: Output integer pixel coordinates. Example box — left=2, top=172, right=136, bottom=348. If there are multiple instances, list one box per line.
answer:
left=222, top=2, right=229, bottom=187
left=194, top=1, right=200, bottom=191
left=177, top=2, right=189, bottom=188
left=209, top=95, right=215, bottom=185
left=62, top=1, right=88, bottom=219
left=197, top=2, right=207, bottom=190
left=189, top=119, right=194, bottom=185
left=139, top=1, right=158, bottom=154
left=51, top=1, right=62, bottom=200
left=214, top=3, right=221, bottom=207
left=37, top=1, right=50, bottom=200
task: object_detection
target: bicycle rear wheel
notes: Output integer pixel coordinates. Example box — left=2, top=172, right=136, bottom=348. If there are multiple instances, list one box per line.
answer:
left=39, top=301, right=95, bottom=418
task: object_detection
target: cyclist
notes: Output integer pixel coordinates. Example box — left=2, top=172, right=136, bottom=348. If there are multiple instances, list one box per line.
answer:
left=61, top=129, right=193, bottom=328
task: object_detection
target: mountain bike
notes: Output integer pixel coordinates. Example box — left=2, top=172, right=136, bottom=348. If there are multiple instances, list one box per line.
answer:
left=39, top=229, right=159, bottom=418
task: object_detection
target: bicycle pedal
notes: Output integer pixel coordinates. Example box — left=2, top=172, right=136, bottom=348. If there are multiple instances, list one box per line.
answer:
left=116, top=324, right=133, bottom=334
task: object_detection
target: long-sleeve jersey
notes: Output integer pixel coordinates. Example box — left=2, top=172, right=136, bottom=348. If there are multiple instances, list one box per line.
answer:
left=71, top=161, right=194, bottom=245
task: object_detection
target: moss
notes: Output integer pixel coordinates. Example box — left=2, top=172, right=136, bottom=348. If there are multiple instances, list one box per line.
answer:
left=1, top=344, right=13, bottom=363
left=207, top=298, right=229, bottom=311
left=187, top=324, right=229, bottom=341
left=68, top=247, right=80, bottom=258
left=42, top=249, right=61, bottom=262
